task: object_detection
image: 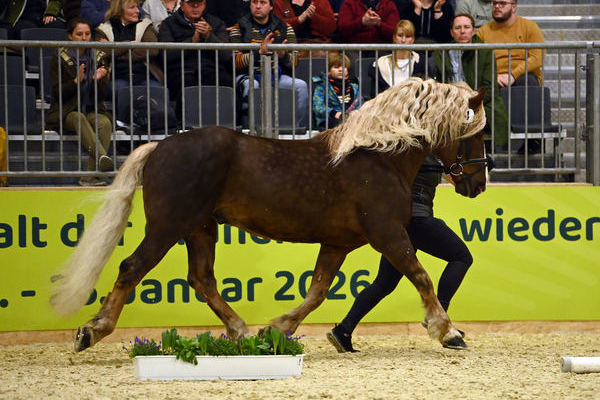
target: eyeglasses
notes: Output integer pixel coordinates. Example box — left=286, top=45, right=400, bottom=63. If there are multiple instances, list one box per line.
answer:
left=492, top=1, right=514, bottom=7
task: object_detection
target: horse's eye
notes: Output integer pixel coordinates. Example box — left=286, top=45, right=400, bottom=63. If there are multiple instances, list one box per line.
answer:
left=466, top=109, right=474, bottom=123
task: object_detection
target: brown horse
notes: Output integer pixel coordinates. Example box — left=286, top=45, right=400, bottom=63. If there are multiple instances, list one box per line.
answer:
left=51, top=78, right=490, bottom=352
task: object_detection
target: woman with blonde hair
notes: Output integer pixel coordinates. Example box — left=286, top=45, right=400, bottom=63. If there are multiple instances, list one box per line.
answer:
left=369, top=19, right=431, bottom=98
left=96, top=0, right=163, bottom=95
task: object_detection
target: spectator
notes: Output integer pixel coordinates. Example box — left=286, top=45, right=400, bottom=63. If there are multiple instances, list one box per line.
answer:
left=393, top=0, right=453, bottom=43
left=431, top=13, right=508, bottom=151
left=206, top=0, right=249, bottom=29
left=0, top=0, right=66, bottom=39
left=81, top=0, right=110, bottom=30
left=46, top=18, right=114, bottom=186
left=455, top=0, right=492, bottom=28
left=230, top=0, right=309, bottom=128
left=369, top=19, right=431, bottom=98
left=142, top=0, right=181, bottom=30
left=477, top=0, right=544, bottom=87
left=96, top=0, right=163, bottom=97
left=159, top=0, right=233, bottom=114
left=273, top=0, right=336, bottom=54
left=312, top=52, right=361, bottom=129
left=337, top=0, right=399, bottom=47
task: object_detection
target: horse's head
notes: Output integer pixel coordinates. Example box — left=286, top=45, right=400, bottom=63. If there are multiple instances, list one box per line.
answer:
left=435, top=88, right=493, bottom=198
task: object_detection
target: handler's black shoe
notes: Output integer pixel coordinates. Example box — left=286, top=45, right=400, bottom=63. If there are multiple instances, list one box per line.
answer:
left=421, top=320, right=465, bottom=338
left=327, top=325, right=359, bottom=353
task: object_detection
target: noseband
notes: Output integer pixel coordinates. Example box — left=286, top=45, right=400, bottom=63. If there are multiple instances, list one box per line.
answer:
left=444, top=140, right=495, bottom=178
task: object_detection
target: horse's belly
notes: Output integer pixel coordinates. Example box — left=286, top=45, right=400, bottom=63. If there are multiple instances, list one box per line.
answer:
left=214, top=206, right=364, bottom=246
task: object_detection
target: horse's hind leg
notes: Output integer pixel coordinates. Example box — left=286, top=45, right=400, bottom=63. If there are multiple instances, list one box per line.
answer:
left=74, top=231, right=178, bottom=352
left=185, top=222, right=249, bottom=339
left=270, top=245, right=349, bottom=334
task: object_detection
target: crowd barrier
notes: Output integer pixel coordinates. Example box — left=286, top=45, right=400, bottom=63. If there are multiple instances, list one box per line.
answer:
left=1, top=40, right=599, bottom=184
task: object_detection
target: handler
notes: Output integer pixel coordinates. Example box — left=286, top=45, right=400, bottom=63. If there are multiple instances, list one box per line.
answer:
left=327, top=155, right=472, bottom=352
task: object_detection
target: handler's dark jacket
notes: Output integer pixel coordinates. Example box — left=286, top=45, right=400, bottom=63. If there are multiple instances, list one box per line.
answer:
left=46, top=48, right=112, bottom=130
left=158, top=8, right=232, bottom=86
left=411, top=154, right=442, bottom=217
left=431, top=35, right=509, bottom=145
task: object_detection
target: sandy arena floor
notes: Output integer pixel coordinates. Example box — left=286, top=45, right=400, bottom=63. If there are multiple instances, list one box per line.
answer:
left=1, top=323, right=599, bottom=400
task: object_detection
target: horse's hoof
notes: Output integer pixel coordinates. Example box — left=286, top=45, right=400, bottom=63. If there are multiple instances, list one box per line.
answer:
left=257, top=326, right=271, bottom=338
left=74, top=326, right=93, bottom=352
left=442, top=336, right=469, bottom=350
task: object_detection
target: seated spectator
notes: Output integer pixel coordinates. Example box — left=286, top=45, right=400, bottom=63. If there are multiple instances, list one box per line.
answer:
left=312, top=52, right=361, bottom=129
left=393, top=0, right=454, bottom=43
left=206, top=0, right=249, bottom=29
left=81, top=0, right=110, bottom=30
left=455, top=0, right=492, bottom=28
left=477, top=0, right=544, bottom=87
left=369, top=19, right=431, bottom=98
left=46, top=18, right=114, bottom=186
left=431, top=13, right=508, bottom=151
left=230, top=0, right=309, bottom=128
left=158, top=0, right=233, bottom=115
left=0, top=0, right=66, bottom=39
left=96, top=0, right=163, bottom=97
left=337, top=0, right=399, bottom=48
left=142, top=0, right=181, bottom=30
left=273, top=0, right=336, bottom=56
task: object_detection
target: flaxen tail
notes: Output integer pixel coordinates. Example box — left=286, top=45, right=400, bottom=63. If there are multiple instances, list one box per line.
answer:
left=50, top=142, right=159, bottom=316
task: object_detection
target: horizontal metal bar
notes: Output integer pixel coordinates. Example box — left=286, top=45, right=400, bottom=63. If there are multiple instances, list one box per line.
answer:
left=492, top=168, right=577, bottom=175
left=1, top=40, right=599, bottom=51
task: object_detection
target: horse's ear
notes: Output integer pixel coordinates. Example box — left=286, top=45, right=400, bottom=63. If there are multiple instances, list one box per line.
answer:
left=468, top=88, right=487, bottom=109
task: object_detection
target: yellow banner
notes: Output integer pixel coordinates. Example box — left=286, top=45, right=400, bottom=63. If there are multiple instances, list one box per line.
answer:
left=0, top=185, right=599, bottom=331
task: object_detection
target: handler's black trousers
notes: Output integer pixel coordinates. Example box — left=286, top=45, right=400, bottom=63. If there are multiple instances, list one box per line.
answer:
left=340, top=216, right=473, bottom=334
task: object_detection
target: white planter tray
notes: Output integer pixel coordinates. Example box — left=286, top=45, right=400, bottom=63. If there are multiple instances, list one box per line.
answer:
left=133, top=355, right=305, bottom=381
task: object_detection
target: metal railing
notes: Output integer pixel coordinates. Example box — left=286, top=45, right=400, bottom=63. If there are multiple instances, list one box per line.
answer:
left=1, top=40, right=599, bottom=184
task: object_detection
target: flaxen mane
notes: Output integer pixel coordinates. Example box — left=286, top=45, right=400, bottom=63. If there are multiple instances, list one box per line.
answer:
left=326, top=78, right=486, bottom=164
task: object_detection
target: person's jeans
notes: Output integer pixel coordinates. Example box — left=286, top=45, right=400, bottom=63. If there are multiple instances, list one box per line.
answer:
left=237, top=74, right=309, bottom=128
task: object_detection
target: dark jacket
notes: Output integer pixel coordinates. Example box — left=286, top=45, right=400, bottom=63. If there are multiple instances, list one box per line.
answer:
left=392, top=0, right=454, bottom=43
left=412, top=154, right=442, bottom=217
left=158, top=8, right=231, bottom=80
left=206, top=0, right=249, bottom=27
left=46, top=48, right=111, bottom=130
left=431, top=35, right=509, bottom=145
left=80, top=0, right=110, bottom=29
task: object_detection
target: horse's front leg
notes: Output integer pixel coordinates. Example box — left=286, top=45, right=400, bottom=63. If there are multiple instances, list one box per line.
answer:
left=185, top=224, right=249, bottom=339
left=370, top=227, right=466, bottom=349
left=270, top=245, right=349, bottom=334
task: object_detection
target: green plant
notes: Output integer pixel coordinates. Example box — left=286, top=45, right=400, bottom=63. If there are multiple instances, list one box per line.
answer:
left=125, top=327, right=305, bottom=364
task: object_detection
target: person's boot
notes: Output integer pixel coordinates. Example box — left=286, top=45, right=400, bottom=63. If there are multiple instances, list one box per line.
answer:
left=326, top=324, right=359, bottom=353
left=98, top=155, right=114, bottom=172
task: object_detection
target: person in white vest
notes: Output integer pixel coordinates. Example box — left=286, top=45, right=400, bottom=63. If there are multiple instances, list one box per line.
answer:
left=96, top=0, right=164, bottom=96
left=141, top=0, right=181, bottom=30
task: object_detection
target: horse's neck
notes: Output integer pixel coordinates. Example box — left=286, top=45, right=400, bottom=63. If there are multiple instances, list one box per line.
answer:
left=390, top=147, right=431, bottom=186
